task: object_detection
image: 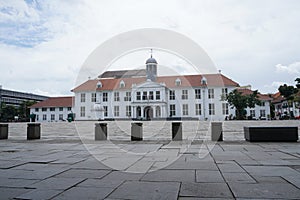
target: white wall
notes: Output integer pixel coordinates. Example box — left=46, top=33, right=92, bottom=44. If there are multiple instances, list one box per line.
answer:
left=30, top=107, right=73, bottom=122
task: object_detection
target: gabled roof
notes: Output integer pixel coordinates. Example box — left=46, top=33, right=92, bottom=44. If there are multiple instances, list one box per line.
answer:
left=236, top=88, right=273, bottom=101
left=30, top=97, right=73, bottom=108
left=72, top=74, right=239, bottom=92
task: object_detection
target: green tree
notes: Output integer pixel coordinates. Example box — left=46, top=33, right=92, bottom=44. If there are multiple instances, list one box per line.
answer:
left=295, top=78, right=300, bottom=89
left=225, top=89, right=261, bottom=120
left=0, top=103, right=17, bottom=122
left=278, top=84, right=298, bottom=117
left=278, top=84, right=297, bottom=100
left=18, top=100, right=36, bottom=121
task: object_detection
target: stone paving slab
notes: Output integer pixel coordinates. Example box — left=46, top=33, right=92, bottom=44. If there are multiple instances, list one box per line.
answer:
left=107, top=181, right=180, bottom=200
left=180, top=182, right=233, bottom=198
left=15, top=189, right=64, bottom=200
left=52, top=186, right=115, bottom=200
left=0, top=121, right=300, bottom=199
left=229, top=182, right=300, bottom=199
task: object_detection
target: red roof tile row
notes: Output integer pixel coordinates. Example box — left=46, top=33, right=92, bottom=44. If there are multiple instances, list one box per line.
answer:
left=30, top=97, right=73, bottom=108
left=72, top=74, right=240, bottom=92
left=236, top=88, right=273, bottom=101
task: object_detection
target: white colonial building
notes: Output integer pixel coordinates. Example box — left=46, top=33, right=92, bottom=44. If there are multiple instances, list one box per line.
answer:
left=71, top=55, right=271, bottom=121
left=30, top=97, right=73, bottom=122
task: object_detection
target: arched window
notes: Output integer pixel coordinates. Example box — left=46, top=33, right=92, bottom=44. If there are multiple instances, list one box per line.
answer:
left=156, top=106, right=161, bottom=117
left=120, top=80, right=125, bottom=88
left=97, top=81, right=102, bottom=88
left=201, top=77, right=207, bottom=85
left=175, top=78, right=181, bottom=86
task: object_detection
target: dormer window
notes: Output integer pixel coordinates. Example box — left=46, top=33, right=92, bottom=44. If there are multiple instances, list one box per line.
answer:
left=96, top=81, right=102, bottom=88
left=120, top=80, right=125, bottom=88
left=175, top=78, right=181, bottom=86
left=201, top=77, right=207, bottom=85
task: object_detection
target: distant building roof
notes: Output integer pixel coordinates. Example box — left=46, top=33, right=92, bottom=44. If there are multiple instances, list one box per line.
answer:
left=30, top=97, right=73, bottom=108
left=236, top=88, right=273, bottom=101
left=98, top=69, right=146, bottom=79
left=72, top=74, right=240, bottom=92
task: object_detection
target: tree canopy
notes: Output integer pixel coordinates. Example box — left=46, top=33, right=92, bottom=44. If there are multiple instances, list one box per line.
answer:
left=295, top=78, right=300, bottom=89
left=278, top=84, right=297, bottom=100
left=225, top=89, right=261, bottom=120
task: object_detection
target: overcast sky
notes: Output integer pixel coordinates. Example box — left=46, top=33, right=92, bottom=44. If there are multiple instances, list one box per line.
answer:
left=0, top=0, right=300, bottom=96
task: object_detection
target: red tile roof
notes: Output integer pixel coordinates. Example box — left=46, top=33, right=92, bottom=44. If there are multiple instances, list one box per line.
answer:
left=30, top=97, right=73, bottom=108
left=72, top=74, right=239, bottom=92
left=236, top=88, right=273, bottom=101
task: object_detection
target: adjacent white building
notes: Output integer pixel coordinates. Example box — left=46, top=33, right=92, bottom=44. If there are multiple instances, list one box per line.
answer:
left=71, top=55, right=271, bottom=121
left=273, top=92, right=300, bottom=119
left=30, top=97, right=73, bottom=122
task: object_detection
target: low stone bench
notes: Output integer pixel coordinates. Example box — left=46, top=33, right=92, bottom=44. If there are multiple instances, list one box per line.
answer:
left=244, top=126, right=298, bottom=142
left=0, top=124, right=8, bottom=139
left=27, top=123, right=41, bottom=140
left=131, top=123, right=143, bottom=141
left=172, top=122, right=182, bottom=141
left=95, top=123, right=107, bottom=140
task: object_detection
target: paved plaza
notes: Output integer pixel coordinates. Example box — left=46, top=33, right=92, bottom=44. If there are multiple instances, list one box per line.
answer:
left=0, top=121, right=300, bottom=199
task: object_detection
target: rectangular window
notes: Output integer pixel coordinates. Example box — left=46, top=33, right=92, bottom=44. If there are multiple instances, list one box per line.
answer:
left=250, top=110, right=255, bottom=117
left=59, top=114, right=63, bottom=120
left=142, top=91, right=147, bottom=100
left=36, top=115, right=39, bottom=121
left=114, top=106, right=119, bottom=117
left=91, top=93, right=97, bottom=102
left=169, top=90, right=175, bottom=100
left=114, top=92, right=120, bottom=101
left=222, top=103, right=229, bottom=115
left=43, top=114, right=47, bottom=120
left=208, top=89, right=214, bottom=99
left=124, top=92, right=131, bottom=101
left=126, top=106, right=131, bottom=117
left=59, top=107, right=63, bottom=111
left=104, top=106, right=108, bottom=117
left=182, top=90, right=188, bottom=100
left=80, top=106, right=85, bottom=117
left=195, top=104, right=201, bottom=115
left=156, top=91, right=160, bottom=100
left=222, top=88, right=228, bottom=98
left=80, top=93, right=86, bottom=102
left=170, top=104, right=176, bottom=116
left=50, top=107, right=55, bottom=112
left=42, top=108, right=47, bottom=112
left=51, top=114, right=55, bottom=121
left=35, top=108, right=39, bottom=112
left=67, top=107, right=72, bottom=111
left=195, top=89, right=201, bottom=99
left=261, top=102, right=265, bottom=106
left=136, top=91, right=141, bottom=100
left=103, top=92, right=108, bottom=102
left=182, top=104, right=189, bottom=116
left=260, top=110, right=266, bottom=118
left=149, top=91, right=154, bottom=100
left=209, top=103, right=215, bottom=115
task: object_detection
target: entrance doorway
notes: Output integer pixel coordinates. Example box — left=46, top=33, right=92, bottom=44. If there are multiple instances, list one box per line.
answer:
left=136, top=106, right=141, bottom=119
left=144, top=106, right=153, bottom=120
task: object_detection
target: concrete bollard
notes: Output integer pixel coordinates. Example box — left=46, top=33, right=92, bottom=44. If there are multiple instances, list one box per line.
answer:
left=131, top=123, right=143, bottom=141
left=27, top=123, right=41, bottom=140
left=211, top=122, right=223, bottom=141
left=95, top=123, right=107, bottom=140
left=172, top=122, right=182, bottom=141
left=0, top=124, right=8, bottom=139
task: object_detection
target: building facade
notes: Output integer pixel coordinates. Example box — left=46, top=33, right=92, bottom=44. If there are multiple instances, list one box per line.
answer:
left=272, top=92, right=300, bottom=119
left=0, top=85, right=48, bottom=107
left=72, top=55, right=272, bottom=121
left=30, top=97, right=73, bottom=122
